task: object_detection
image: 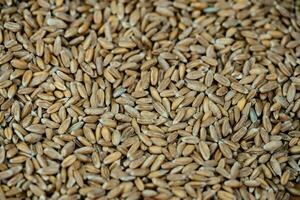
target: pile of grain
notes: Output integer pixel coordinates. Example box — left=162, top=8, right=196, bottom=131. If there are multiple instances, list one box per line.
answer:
left=0, top=0, right=300, bottom=199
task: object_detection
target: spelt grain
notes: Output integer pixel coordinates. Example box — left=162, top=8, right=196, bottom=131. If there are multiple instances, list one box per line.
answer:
left=0, top=0, right=299, bottom=199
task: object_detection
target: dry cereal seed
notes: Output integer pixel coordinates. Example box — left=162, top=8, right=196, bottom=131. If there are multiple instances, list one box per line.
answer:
left=0, top=0, right=299, bottom=199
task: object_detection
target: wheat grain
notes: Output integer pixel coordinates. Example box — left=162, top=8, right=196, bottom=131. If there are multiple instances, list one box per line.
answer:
left=0, top=0, right=299, bottom=199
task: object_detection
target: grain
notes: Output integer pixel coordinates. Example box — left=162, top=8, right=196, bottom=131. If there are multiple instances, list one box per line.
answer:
left=0, top=0, right=299, bottom=199
left=103, top=152, right=122, bottom=165
left=263, top=141, right=283, bottom=152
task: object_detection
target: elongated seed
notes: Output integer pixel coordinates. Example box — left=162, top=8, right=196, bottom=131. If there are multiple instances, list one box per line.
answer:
left=0, top=0, right=299, bottom=199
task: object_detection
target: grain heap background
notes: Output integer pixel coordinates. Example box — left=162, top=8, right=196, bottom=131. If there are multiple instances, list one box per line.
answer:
left=0, top=0, right=300, bottom=199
